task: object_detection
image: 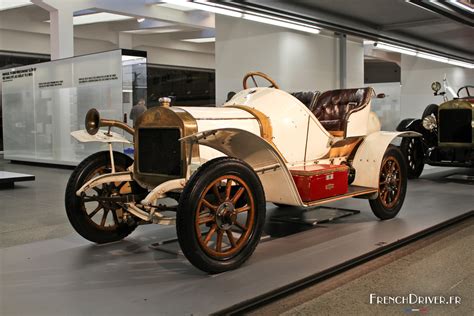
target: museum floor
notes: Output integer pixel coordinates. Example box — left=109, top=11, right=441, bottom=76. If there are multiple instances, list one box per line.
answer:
left=0, top=156, right=74, bottom=248
left=0, top=155, right=473, bottom=315
left=251, top=218, right=474, bottom=315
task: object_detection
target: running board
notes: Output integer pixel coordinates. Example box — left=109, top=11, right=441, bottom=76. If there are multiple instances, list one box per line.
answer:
left=303, top=185, right=378, bottom=207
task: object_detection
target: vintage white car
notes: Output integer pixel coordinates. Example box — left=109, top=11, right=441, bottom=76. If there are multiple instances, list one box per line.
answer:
left=66, top=72, right=416, bottom=273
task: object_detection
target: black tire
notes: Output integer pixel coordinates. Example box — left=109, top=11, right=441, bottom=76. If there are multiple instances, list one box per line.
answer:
left=65, top=151, right=141, bottom=244
left=422, top=104, right=438, bottom=120
left=369, top=145, right=407, bottom=220
left=400, top=137, right=424, bottom=179
left=177, top=157, right=266, bottom=274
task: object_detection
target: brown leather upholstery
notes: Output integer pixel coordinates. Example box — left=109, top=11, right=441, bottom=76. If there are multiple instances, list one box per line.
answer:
left=312, top=87, right=374, bottom=132
left=291, top=91, right=320, bottom=112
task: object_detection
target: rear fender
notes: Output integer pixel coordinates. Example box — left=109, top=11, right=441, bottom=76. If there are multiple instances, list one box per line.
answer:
left=181, top=128, right=303, bottom=206
left=352, top=131, right=420, bottom=189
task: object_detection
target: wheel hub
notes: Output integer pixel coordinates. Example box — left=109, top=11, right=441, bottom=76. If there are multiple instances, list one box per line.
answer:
left=385, top=173, right=397, bottom=190
left=216, top=202, right=237, bottom=230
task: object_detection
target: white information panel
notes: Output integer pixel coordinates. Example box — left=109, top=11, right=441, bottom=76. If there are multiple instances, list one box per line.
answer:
left=1, top=50, right=146, bottom=165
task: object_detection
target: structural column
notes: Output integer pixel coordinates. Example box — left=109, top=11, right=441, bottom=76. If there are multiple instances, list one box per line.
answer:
left=32, top=0, right=74, bottom=59
left=338, top=33, right=347, bottom=89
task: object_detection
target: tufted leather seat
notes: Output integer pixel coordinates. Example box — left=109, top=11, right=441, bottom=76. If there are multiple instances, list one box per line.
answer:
left=291, top=91, right=320, bottom=112
left=312, top=87, right=374, bottom=132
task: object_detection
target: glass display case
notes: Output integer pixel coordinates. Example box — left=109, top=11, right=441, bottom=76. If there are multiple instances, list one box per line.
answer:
left=1, top=49, right=146, bottom=165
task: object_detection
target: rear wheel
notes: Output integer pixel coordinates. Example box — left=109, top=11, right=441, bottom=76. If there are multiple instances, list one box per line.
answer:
left=65, top=151, right=142, bottom=244
left=177, top=157, right=266, bottom=274
left=370, top=146, right=407, bottom=220
left=400, top=137, right=424, bottom=179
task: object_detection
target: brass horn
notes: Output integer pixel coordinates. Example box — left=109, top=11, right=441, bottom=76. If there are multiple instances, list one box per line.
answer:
left=85, top=108, right=100, bottom=135
left=85, top=108, right=134, bottom=136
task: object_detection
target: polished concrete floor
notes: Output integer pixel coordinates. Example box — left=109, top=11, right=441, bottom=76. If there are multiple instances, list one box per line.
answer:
left=0, top=156, right=74, bottom=248
left=252, top=218, right=474, bottom=316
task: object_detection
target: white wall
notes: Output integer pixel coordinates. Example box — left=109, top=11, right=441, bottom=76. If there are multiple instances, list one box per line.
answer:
left=215, top=15, right=364, bottom=104
left=0, top=28, right=119, bottom=57
left=0, top=29, right=51, bottom=55
left=400, top=55, right=474, bottom=119
left=346, top=40, right=364, bottom=88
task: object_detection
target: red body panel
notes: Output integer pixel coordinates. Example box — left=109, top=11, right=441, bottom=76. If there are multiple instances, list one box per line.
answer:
left=290, top=164, right=349, bottom=202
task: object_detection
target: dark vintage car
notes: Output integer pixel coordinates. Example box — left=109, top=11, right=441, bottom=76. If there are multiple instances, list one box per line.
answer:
left=397, top=82, right=473, bottom=178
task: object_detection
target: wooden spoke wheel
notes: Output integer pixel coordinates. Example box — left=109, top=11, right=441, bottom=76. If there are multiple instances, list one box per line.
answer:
left=177, top=157, right=266, bottom=274
left=195, top=175, right=255, bottom=259
left=81, top=165, right=132, bottom=231
left=400, top=137, right=424, bottom=179
left=378, top=157, right=401, bottom=209
left=65, top=151, right=142, bottom=244
left=370, top=145, right=407, bottom=220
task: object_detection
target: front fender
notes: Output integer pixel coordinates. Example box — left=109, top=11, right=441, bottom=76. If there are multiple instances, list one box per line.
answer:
left=181, top=128, right=302, bottom=206
left=71, top=129, right=131, bottom=144
left=352, top=131, right=420, bottom=189
left=396, top=118, right=424, bottom=134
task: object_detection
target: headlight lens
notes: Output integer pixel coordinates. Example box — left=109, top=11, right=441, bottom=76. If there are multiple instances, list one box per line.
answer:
left=422, top=114, right=437, bottom=131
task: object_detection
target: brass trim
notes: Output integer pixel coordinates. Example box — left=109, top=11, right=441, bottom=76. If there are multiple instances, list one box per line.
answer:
left=228, top=105, right=288, bottom=163
left=189, top=117, right=256, bottom=121
left=329, top=131, right=344, bottom=137
left=175, top=107, right=201, bottom=159
left=133, top=106, right=198, bottom=188
left=228, top=105, right=273, bottom=142
left=326, top=137, right=363, bottom=158
left=100, top=119, right=135, bottom=135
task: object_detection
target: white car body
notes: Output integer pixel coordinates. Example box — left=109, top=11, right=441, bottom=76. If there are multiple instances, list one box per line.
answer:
left=73, top=86, right=417, bottom=209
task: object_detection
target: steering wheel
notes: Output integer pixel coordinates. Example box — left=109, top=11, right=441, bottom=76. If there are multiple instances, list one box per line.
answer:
left=243, top=71, right=280, bottom=90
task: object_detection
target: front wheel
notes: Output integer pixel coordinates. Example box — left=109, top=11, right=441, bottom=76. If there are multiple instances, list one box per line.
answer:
left=177, top=157, right=266, bottom=274
left=400, top=137, right=424, bottom=179
left=65, top=151, right=141, bottom=244
left=369, top=145, right=407, bottom=220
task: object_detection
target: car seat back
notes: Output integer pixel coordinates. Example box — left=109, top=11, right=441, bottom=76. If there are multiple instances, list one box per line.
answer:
left=312, top=87, right=374, bottom=134
left=291, top=91, right=320, bottom=112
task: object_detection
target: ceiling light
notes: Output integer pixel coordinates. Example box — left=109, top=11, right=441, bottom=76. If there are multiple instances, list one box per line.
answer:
left=243, top=13, right=320, bottom=34
left=73, top=12, right=133, bottom=25
left=162, top=0, right=243, bottom=18
left=374, top=42, right=417, bottom=56
left=416, top=52, right=449, bottom=63
left=162, top=1, right=320, bottom=34
left=448, top=0, right=474, bottom=13
left=125, top=28, right=184, bottom=34
left=122, top=55, right=146, bottom=62
left=182, top=37, right=216, bottom=43
left=0, top=0, right=31, bottom=11
left=159, top=3, right=199, bottom=11
left=447, top=59, right=474, bottom=69
left=371, top=42, right=473, bottom=69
